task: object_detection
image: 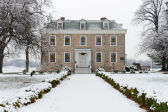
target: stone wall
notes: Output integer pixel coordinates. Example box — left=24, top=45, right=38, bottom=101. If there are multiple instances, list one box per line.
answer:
left=41, top=34, right=125, bottom=72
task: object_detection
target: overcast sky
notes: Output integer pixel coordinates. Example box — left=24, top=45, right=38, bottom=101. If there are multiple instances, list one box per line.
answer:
left=47, top=0, right=150, bottom=61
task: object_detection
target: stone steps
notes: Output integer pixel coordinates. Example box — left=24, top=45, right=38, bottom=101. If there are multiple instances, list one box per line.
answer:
left=75, top=68, right=91, bottom=74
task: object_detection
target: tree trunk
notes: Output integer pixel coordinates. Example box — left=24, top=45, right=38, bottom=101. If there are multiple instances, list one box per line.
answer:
left=0, top=48, right=4, bottom=73
left=26, top=46, right=29, bottom=72
left=161, top=56, right=166, bottom=71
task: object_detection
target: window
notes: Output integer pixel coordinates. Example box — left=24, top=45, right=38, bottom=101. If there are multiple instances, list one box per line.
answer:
left=57, top=22, right=63, bottom=29
left=103, top=22, right=109, bottom=29
left=64, top=35, right=71, bottom=46
left=96, top=52, right=102, bottom=62
left=96, top=35, right=102, bottom=46
left=111, top=53, right=117, bottom=63
left=110, top=36, right=117, bottom=46
left=80, top=35, right=86, bottom=46
left=49, top=52, right=56, bottom=63
left=80, top=22, right=86, bottom=30
left=64, top=52, right=70, bottom=63
left=49, top=35, right=56, bottom=46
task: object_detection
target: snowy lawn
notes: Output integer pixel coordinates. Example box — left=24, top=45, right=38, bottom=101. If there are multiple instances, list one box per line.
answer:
left=102, top=72, right=168, bottom=103
left=2, top=66, right=37, bottom=73
left=18, top=74, right=145, bottom=112
left=0, top=72, right=65, bottom=103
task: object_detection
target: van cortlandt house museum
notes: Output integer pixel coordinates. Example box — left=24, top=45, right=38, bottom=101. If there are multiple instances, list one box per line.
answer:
left=41, top=17, right=127, bottom=73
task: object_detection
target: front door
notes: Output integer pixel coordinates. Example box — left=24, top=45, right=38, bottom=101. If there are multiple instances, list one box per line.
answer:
left=78, top=53, right=88, bottom=67
left=75, top=49, right=91, bottom=68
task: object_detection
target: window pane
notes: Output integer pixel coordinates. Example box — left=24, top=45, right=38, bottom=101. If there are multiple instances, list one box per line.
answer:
left=58, top=23, right=63, bottom=29
left=96, top=53, right=101, bottom=62
left=104, top=23, right=108, bottom=29
left=65, top=36, right=70, bottom=45
left=111, top=36, right=116, bottom=45
left=50, top=36, right=55, bottom=46
left=81, top=23, right=85, bottom=29
left=81, top=36, right=86, bottom=45
left=111, top=53, right=116, bottom=62
left=96, top=36, right=102, bottom=45
left=50, top=53, right=55, bottom=62
left=65, top=53, right=70, bottom=62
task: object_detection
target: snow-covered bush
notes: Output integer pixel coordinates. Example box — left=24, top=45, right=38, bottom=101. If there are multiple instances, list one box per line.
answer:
left=96, top=72, right=168, bottom=112
left=62, top=66, right=72, bottom=72
left=22, top=69, right=27, bottom=74
left=62, top=66, right=72, bottom=75
left=113, top=69, right=118, bottom=73
left=95, top=68, right=105, bottom=74
left=0, top=71, right=70, bottom=112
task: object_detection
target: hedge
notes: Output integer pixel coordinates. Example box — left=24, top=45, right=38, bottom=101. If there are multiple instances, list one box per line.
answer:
left=96, top=73, right=168, bottom=112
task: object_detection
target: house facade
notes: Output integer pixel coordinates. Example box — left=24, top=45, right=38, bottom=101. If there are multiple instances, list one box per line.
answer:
left=41, top=17, right=127, bottom=73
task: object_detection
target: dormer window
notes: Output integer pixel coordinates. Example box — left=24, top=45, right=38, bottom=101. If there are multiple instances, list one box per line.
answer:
left=80, top=20, right=86, bottom=30
left=103, top=22, right=109, bottom=30
left=57, top=22, right=63, bottom=29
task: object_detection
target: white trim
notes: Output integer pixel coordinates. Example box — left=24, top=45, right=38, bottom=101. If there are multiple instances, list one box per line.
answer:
left=80, top=35, right=87, bottom=46
left=95, top=52, right=102, bottom=63
left=57, top=21, right=63, bottom=29
left=42, top=29, right=127, bottom=35
left=49, top=52, right=56, bottom=63
left=110, top=52, right=117, bottom=63
left=110, top=35, right=117, bottom=46
left=49, top=35, right=56, bottom=46
left=64, top=52, right=71, bottom=63
left=95, top=35, right=102, bottom=46
left=64, top=35, right=71, bottom=46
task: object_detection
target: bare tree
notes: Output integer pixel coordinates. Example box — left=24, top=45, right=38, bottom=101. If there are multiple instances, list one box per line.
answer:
left=0, top=0, right=51, bottom=73
left=133, top=0, right=168, bottom=71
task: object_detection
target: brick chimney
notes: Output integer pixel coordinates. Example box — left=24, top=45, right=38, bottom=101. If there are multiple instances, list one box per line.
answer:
left=60, top=17, right=65, bottom=21
left=101, top=17, right=107, bottom=21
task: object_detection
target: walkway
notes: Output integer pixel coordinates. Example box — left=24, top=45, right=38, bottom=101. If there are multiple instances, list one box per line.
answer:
left=18, top=74, right=145, bottom=112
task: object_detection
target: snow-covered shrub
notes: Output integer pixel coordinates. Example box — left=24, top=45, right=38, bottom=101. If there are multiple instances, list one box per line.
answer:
left=62, top=66, right=72, bottom=72
left=95, top=68, right=105, bottom=74
left=96, top=72, right=168, bottom=112
left=31, top=71, right=36, bottom=76
left=22, top=69, right=27, bottom=74
left=62, top=66, right=72, bottom=75
left=49, top=80, right=60, bottom=88
left=56, top=69, right=60, bottom=73
left=122, top=70, right=126, bottom=74
left=38, top=70, right=44, bottom=74
left=0, top=71, right=70, bottom=112
left=113, top=69, right=118, bottom=73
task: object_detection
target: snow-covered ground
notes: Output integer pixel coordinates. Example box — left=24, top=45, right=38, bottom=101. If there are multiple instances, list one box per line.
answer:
left=0, top=72, right=65, bottom=104
left=2, top=66, right=37, bottom=73
left=103, top=72, right=168, bottom=103
left=18, top=74, right=145, bottom=112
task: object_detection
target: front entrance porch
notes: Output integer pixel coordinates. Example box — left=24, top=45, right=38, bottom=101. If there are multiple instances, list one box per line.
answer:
left=75, top=49, right=91, bottom=74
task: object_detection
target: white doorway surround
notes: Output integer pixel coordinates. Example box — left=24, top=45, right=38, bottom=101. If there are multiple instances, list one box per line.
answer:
left=75, top=49, right=91, bottom=73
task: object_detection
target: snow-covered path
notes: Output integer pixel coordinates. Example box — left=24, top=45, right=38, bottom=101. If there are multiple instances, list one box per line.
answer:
left=18, top=74, right=145, bottom=112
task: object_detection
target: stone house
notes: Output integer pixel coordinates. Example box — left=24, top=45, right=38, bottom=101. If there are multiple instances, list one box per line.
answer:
left=41, top=17, right=127, bottom=73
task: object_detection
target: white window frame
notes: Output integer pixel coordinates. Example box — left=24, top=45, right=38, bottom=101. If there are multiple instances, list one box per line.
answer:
left=96, top=52, right=102, bottom=63
left=57, top=21, right=63, bottom=29
left=64, top=52, right=71, bottom=63
left=64, top=35, right=71, bottom=46
left=103, top=22, right=109, bottom=30
left=95, top=35, right=102, bottom=46
left=110, top=35, right=117, bottom=46
left=110, top=52, right=117, bottom=63
left=80, top=35, right=87, bottom=46
left=49, top=52, right=56, bottom=63
left=49, top=35, right=56, bottom=46
left=80, top=22, right=86, bottom=30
